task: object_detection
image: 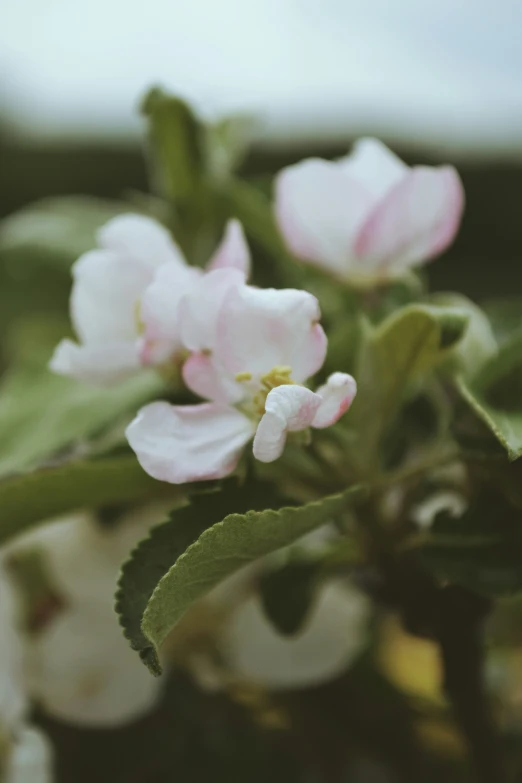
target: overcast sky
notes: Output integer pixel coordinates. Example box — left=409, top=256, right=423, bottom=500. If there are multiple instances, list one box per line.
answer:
left=1, top=0, right=521, bottom=155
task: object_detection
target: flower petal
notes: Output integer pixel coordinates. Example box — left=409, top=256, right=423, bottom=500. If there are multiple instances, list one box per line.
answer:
left=140, top=262, right=201, bottom=365
left=126, top=401, right=254, bottom=484
left=220, top=581, right=369, bottom=689
left=179, top=268, right=245, bottom=353
left=206, top=219, right=251, bottom=277
left=253, top=385, right=321, bottom=463
left=339, top=137, right=408, bottom=199
left=26, top=604, right=163, bottom=727
left=98, top=213, right=186, bottom=271
left=0, top=564, right=26, bottom=730
left=71, top=249, right=153, bottom=345
left=6, top=726, right=53, bottom=783
left=182, top=353, right=243, bottom=404
left=49, top=338, right=140, bottom=385
left=411, top=491, right=467, bottom=531
left=354, top=165, right=464, bottom=275
left=274, top=159, right=375, bottom=276
left=216, top=285, right=327, bottom=383
left=312, top=372, right=357, bottom=429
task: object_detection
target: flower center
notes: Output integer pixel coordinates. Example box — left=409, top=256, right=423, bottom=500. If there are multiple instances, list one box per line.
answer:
left=236, top=366, right=295, bottom=417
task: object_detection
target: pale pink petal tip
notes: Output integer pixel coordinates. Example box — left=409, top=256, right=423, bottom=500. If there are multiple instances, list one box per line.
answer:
left=426, top=166, right=465, bottom=258
left=207, top=219, right=251, bottom=277
left=312, top=373, right=357, bottom=429
left=253, top=386, right=321, bottom=463
left=354, top=165, right=465, bottom=273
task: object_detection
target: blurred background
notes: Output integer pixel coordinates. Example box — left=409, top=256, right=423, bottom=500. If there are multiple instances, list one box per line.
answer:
left=1, top=0, right=522, bottom=297
left=2, top=3, right=522, bottom=781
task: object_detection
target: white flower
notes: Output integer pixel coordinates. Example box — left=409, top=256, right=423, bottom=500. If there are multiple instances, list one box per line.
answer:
left=275, top=138, right=464, bottom=287
left=218, top=580, right=369, bottom=689
left=50, top=215, right=250, bottom=385
left=4, top=727, right=53, bottom=783
left=0, top=565, right=53, bottom=783
left=7, top=508, right=170, bottom=728
left=0, top=566, right=26, bottom=732
left=25, top=602, right=162, bottom=728
left=127, top=281, right=356, bottom=484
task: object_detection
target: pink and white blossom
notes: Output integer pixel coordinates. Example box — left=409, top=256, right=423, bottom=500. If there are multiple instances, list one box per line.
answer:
left=50, top=215, right=250, bottom=385
left=127, top=282, right=356, bottom=484
left=275, top=137, right=464, bottom=286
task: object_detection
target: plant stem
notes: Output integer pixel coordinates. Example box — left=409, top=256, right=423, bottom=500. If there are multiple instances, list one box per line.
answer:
left=436, top=587, right=508, bottom=783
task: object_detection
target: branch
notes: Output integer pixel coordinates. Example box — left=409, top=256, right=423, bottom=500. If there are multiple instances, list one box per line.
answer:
left=436, top=587, right=508, bottom=783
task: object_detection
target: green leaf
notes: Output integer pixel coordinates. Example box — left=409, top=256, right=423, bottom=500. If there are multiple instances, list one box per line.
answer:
left=456, top=376, right=522, bottom=461
left=429, top=293, right=497, bottom=377
left=455, top=332, right=522, bottom=461
left=141, top=87, right=204, bottom=202
left=422, top=502, right=522, bottom=598
left=482, top=297, right=522, bottom=344
left=116, top=483, right=363, bottom=674
left=349, top=303, right=469, bottom=471
left=0, top=359, right=162, bottom=477
left=0, top=455, right=176, bottom=546
left=259, top=561, right=318, bottom=636
left=204, top=115, right=254, bottom=181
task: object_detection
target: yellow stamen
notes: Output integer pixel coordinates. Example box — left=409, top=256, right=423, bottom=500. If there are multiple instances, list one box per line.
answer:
left=260, top=365, right=294, bottom=391
left=134, top=299, right=145, bottom=334
left=235, top=371, right=253, bottom=382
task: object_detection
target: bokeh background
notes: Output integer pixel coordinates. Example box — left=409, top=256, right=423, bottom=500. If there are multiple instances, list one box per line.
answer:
left=2, top=0, right=522, bottom=298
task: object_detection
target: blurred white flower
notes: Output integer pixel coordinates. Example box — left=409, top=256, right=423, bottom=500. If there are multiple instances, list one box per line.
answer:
left=25, top=602, right=162, bottom=728
left=0, top=565, right=26, bottom=731
left=275, top=137, right=464, bottom=287
left=217, top=580, right=369, bottom=690
left=0, top=565, right=53, bottom=782
left=411, top=490, right=467, bottom=530
left=7, top=505, right=171, bottom=728
left=4, top=726, right=52, bottom=783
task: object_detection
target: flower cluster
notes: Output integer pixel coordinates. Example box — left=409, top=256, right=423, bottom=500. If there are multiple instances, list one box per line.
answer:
left=50, top=138, right=463, bottom=486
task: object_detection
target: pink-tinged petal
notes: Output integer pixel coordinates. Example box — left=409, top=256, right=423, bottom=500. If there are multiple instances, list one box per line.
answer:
left=71, top=249, right=154, bottom=344
left=253, top=386, right=321, bottom=463
left=338, top=138, right=408, bottom=199
left=354, top=165, right=465, bottom=275
left=140, top=263, right=201, bottom=363
left=312, top=372, right=357, bottom=429
left=179, top=268, right=245, bottom=353
left=216, top=285, right=327, bottom=383
left=49, top=339, right=140, bottom=385
left=98, top=213, right=186, bottom=272
left=206, top=219, right=251, bottom=277
left=274, top=159, right=375, bottom=276
left=126, top=401, right=254, bottom=484
left=182, top=353, right=243, bottom=404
